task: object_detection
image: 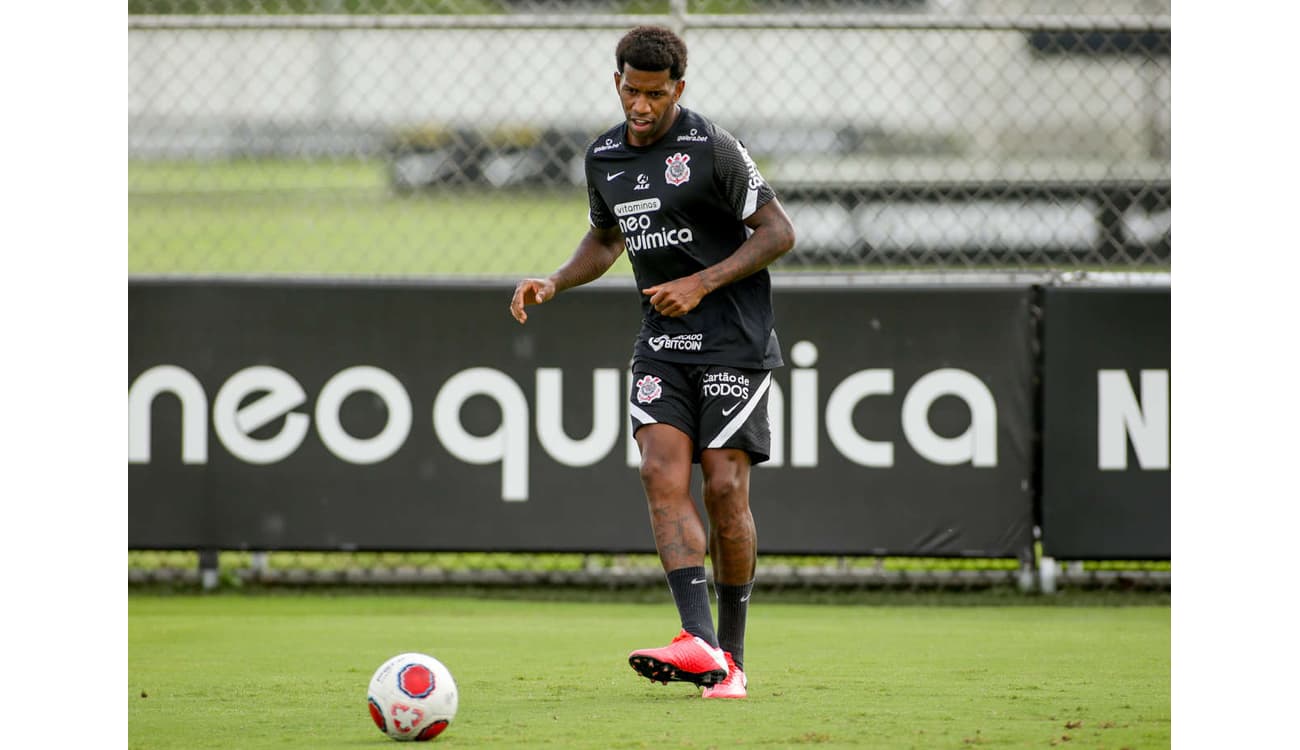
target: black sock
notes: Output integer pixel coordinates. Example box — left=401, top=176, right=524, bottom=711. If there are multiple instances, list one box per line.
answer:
left=665, top=566, right=718, bottom=648
left=714, top=580, right=754, bottom=670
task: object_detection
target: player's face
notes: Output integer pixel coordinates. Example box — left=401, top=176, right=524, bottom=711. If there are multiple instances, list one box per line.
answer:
left=615, top=65, right=684, bottom=146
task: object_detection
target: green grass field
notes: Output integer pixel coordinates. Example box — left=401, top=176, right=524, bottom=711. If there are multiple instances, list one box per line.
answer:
left=128, top=159, right=627, bottom=277
left=128, top=593, right=1169, bottom=749
left=129, top=158, right=1161, bottom=278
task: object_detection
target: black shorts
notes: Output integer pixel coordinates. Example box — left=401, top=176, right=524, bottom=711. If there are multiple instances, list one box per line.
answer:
left=628, top=357, right=774, bottom=465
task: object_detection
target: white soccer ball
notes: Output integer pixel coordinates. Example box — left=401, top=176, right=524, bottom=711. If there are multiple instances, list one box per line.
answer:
left=367, top=652, right=459, bottom=742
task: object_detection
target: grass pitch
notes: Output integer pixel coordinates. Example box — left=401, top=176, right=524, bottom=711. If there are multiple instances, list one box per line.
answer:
left=128, top=593, right=1169, bottom=749
left=128, top=158, right=1155, bottom=278
left=128, top=159, right=620, bottom=277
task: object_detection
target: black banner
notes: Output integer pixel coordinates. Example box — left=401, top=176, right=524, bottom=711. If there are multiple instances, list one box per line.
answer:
left=1039, top=285, right=1170, bottom=559
left=128, top=280, right=1036, bottom=557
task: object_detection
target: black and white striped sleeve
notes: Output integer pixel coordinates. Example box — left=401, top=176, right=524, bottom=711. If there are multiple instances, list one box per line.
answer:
left=709, top=124, right=776, bottom=220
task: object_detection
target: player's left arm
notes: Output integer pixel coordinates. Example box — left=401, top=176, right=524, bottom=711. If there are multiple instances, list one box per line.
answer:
left=644, top=127, right=796, bottom=317
left=643, top=198, right=795, bottom=318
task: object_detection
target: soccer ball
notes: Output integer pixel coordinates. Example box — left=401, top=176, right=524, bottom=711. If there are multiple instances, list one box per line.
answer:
left=367, top=652, right=459, bottom=742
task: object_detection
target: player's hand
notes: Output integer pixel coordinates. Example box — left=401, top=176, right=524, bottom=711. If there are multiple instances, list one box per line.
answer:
left=642, top=276, right=707, bottom=318
left=510, top=278, right=556, bottom=324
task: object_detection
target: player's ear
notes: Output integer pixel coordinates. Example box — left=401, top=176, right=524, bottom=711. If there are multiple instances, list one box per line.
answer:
left=614, top=71, right=623, bottom=90
left=673, top=78, right=685, bottom=100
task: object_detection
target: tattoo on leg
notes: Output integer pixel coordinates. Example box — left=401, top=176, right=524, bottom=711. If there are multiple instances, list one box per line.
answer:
left=650, top=502, right=706, bottom=571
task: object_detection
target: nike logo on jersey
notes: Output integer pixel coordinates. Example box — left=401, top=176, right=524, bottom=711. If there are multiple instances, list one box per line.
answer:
left=721, top=401, right=743, bottom=416
left=606, top=171, right=625, bottom=181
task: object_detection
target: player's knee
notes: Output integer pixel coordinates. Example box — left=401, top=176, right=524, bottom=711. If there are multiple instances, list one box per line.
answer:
left=639, top=453, right=684, bottom=495
left=702, top=471, right=744, bottom=506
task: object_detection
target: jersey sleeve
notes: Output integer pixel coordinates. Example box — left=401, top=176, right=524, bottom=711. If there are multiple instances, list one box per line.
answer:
left=709, top=124, right=776, bottom=221
left=585, top=151, right=617, bottom=229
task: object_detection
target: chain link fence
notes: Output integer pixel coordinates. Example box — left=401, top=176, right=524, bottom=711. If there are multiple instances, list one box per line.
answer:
left=128, top=0, right=1170, bottom=277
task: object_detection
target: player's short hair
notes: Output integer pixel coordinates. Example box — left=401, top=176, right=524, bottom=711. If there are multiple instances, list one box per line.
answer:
left=616, top=25, right=688, bottom=81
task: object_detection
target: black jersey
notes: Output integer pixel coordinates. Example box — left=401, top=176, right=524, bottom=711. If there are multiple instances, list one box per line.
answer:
left=585, top=107, right=784, bottom=370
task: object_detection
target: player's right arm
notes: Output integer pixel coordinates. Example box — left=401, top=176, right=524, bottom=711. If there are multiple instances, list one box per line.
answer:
left=511, top=144, right=626, bottom=324
left=509, top=224, right=624, bottom=324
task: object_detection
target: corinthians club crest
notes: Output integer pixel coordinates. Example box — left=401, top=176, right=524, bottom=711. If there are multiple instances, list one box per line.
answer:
left=636, top=375, right=663, bottom=404
left=664, top=153, right=691, bottom=186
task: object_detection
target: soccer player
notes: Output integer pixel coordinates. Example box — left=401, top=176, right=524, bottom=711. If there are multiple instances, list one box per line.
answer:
left=509, top=25, right=795, bottom=700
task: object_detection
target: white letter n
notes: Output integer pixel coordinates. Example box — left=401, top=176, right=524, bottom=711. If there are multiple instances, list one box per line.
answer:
left=1098, top=369, right=1169, bottom=470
